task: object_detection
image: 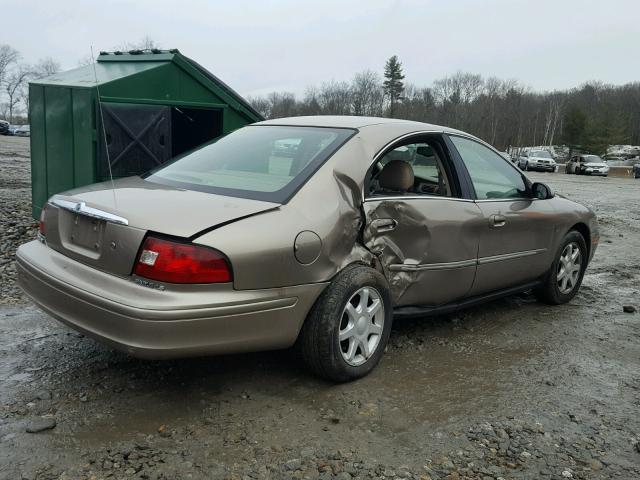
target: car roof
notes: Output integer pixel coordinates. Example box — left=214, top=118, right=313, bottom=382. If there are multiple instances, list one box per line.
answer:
left=255, top=115, right=463, bottom=133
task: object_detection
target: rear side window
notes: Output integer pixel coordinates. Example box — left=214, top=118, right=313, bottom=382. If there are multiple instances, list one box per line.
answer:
left=369, top=141, right=453, bottom=197
left=450, top=136, right=528, bottom=200
left=146, top=126, right=354, bottom=202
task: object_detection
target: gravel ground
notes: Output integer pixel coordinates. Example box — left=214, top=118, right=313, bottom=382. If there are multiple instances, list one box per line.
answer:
left=1, top=137, right=639, bottom=480
left=0, top=136, right=37, bottom=304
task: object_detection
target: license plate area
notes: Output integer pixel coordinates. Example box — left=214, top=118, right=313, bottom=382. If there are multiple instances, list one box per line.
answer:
left=68, top=214, right=105, bottom=255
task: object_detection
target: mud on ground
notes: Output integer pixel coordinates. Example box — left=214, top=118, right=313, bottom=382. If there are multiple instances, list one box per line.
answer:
left=1, top=137, right=639, bottom=479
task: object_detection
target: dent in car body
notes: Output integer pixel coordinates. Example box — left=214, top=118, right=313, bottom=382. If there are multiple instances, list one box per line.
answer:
left=361, top=198, right=484, bottom=306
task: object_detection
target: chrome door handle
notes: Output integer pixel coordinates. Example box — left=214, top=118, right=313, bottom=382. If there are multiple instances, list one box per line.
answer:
left=490, top=214, right=506, bottom=228
left=370, top=218, right=398, bottom=232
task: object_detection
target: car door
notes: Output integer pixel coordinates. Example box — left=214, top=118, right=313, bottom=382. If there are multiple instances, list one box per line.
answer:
left=361, top=134, right=484, bottom=307
left=518, top=151, right=528, bottom=169
left=447, top=135, right=557, bottom=295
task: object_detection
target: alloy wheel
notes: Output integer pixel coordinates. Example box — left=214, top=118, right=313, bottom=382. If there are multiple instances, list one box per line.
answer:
left=338, top=287, right=385, bottom=366
left=557, top=242, right=582, bottom=294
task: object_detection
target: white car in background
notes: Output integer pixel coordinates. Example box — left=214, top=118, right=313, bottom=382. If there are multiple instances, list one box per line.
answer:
left=15, top=125, right=30, bottom=137
left=566, top=155, right=610, bottom=176
left=518, top=150, right=557, bottom=172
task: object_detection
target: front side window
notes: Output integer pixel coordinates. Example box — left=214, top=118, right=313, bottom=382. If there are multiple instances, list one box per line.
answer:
left=450, top=136, right=528, bottom=200
left=146, top=126, right=354, bottom=202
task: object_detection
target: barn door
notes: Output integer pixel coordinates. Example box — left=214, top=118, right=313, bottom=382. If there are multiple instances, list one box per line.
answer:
left=97, top=102, right=172, bottom=180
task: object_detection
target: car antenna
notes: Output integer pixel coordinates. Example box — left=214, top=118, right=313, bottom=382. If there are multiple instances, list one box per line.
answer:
left=90, top=46, right=118, bottom=209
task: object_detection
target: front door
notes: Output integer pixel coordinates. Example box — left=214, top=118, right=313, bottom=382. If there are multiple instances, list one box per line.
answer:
left=362, top=134, right=484, bottom=307
left=448, top=135, right=556, bottom=295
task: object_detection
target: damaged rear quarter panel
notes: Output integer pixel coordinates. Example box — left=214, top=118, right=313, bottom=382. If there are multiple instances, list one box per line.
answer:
left=194, top=136, right=374, bottom=290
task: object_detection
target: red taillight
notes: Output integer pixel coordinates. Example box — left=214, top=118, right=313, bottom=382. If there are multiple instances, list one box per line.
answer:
left=38, top=209, right=46, bottom=236
left=134, top=237, right=232, bottom=284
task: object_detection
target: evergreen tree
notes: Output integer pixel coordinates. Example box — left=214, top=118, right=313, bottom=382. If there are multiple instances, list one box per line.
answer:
left=562, top=106, right=587, bottom=148
left=383, top=55, right=405, bottom=117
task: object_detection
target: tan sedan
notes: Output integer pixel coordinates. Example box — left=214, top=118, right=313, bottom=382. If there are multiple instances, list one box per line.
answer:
left=17, top=116, right=599, bottom=382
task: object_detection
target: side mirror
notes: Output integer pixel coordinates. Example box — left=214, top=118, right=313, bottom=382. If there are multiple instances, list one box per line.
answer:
left=531, top=182, right=554, bottom=200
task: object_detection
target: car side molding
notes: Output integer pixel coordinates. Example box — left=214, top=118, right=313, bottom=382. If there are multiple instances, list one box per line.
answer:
left=389, top=248, right=547, bottom=272
left=393, top=280, right=543, bottom=319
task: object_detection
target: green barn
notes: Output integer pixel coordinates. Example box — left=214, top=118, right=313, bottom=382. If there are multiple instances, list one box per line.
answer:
left=28, top=49, right=263, bottom=218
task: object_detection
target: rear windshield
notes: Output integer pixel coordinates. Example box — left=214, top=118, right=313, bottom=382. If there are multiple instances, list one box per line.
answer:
left=531, top=150, right=552, bottom=158
left=145, top=125, right=355, bottom=202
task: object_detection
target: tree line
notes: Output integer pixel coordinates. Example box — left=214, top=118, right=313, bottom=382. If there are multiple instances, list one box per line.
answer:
left=248, top=56, right=640, bottom=154
left=2, top=45, right=639, bottom=154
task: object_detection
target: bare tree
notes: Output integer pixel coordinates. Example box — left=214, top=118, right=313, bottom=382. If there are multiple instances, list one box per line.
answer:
left=77, top=55, right=95, bottom=67
left=351, top=70, right=384, bottom=116
left=5, top=65, right=32, bottom=122
left=0, top=44, right=20, bottom=89
left=33, top=58, right=61, bottom=79
left=317, top=81, right=352, bottom=115
left=247, top=96, right=270, bottom=118
left=113, top=36, right=161, bottom=52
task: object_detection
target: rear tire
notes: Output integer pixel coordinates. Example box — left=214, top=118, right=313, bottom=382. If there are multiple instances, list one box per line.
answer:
left=535, top=230, right=588, bottom=305
left=297, top=265, right=392, bottom=382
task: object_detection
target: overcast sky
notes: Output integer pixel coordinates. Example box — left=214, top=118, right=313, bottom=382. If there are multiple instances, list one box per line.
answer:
left=3, top=0, right=639, bottom=97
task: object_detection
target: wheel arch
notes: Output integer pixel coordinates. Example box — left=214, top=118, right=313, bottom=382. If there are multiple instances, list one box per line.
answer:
left=569, top=222, right=591, bottom=257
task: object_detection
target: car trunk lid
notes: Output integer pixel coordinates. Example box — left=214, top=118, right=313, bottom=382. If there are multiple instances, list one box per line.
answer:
left=42, top=176, right=279, bottom=276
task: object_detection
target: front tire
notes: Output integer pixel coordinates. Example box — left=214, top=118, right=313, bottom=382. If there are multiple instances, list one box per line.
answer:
left=535, top=231, right=588, bottom=305
left=297, top=265, right=392, bottom=382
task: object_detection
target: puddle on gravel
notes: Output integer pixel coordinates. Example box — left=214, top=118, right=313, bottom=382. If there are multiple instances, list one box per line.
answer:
left=63, top=334, right=542, bottom=449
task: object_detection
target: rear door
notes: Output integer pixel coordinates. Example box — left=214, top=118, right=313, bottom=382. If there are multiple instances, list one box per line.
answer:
left=362, top=134, right=484, bottom=307
left=447, top=135, right=556, bottom=295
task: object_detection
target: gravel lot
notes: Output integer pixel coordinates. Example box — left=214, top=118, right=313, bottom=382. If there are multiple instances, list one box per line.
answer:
left=1, top=136, right=639, bottom=480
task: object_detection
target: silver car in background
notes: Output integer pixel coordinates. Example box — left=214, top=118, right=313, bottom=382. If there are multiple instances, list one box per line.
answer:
left=518, top=149, right=557, bottom=172
left=565, top=154, right=610, bottom=176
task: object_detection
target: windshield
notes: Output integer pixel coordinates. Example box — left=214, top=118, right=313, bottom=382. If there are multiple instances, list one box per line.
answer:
left=584, top=155, right=603, bottom=163
left=530, top=150, right=552, bottom=159
left=146, top=125, right=355, bottom=202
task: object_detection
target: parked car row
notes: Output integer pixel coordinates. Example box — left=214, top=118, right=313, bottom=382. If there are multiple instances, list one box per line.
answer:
left=509, top=148, right=613, bottom=177
left=0, top=120, right=30, bottom=136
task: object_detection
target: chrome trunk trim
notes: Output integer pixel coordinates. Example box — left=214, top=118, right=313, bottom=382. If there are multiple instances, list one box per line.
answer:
left=50, top=198, right=129, bottom=226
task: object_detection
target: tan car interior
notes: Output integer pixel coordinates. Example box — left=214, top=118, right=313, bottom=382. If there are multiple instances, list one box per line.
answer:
left=371, top=141, right=452, bottom=196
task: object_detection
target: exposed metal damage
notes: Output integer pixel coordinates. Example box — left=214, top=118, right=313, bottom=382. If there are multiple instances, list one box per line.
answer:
left=362, top=200, right=431, bottom=303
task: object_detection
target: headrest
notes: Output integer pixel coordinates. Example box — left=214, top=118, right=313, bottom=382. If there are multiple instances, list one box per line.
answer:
left=378, top=160, right=414, bottom=192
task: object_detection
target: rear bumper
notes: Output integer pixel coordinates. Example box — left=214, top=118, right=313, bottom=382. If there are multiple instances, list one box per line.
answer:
left=17, top=241, right=327, bottom=359
left=530, top=165, right=556, bottom=172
